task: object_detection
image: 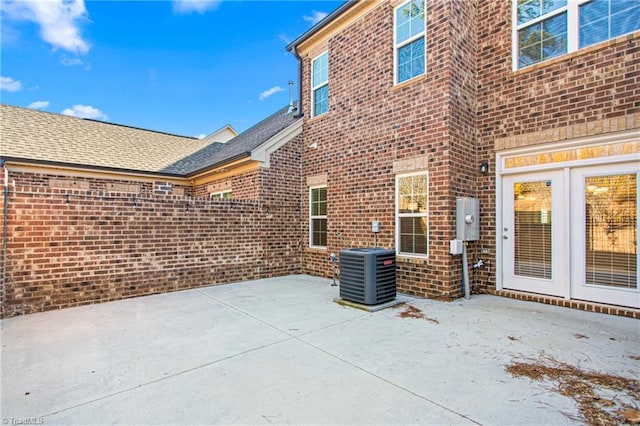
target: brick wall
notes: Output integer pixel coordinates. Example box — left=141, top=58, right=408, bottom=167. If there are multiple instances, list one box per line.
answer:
left=298, top=0, right=478, bottom=299
left=258, top=134, right=303, bottom=275
left=437, top=0, right=479, bottom=298
left=0, top=166, right=6, bottom=318
left=192, top=170, right=260, bottom=200
left=475, top=1, right=640, bottom=293
left=1, top=136, right=302, bottom=317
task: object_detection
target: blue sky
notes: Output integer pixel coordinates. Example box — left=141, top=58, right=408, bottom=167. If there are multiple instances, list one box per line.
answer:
left=1, top=0, right=341, bottom=137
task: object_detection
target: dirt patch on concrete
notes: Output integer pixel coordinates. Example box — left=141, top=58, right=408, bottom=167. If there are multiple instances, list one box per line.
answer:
left=395, top=304, right=439, bottom=324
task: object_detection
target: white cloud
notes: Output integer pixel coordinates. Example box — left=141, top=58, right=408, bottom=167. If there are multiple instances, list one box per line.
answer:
left=28, top=101, right=50, bottom=110
left=0, top=76, right=22, bottom=92
left=60, top=56, right=89, bottom=69
left=62, top=104, right=108, bottom=120
left=172, top=0, right=221, bottom=14
left=303, top=10, right=328, bottom=26
left=195, top=133, right=207, bottom=139
left=278, top=33, right=292, bottom=45
left=259, top=86, right=284, bottom=101
left=2, top=0, right=90, bottom=54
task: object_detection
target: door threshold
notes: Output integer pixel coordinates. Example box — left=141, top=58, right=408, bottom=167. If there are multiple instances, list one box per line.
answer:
left=489, top=289, right=639, bottom=319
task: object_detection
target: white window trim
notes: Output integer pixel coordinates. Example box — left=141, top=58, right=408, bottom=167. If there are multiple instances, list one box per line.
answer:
left=210, top=190, right=232, bottom=199
left=395, top=172, right=429, bottom=258
left=311, top=51, right=329, bottom=117
left=510, top=0, right=634, bottom=71
left=393, top=0, right=426, bottom=85
left=309, top=185, right=327, bottom=248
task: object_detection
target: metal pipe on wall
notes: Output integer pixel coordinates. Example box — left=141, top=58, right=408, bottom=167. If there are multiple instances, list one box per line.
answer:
left=462, top=242, right=471, bottom=299
left=2, top=161, right=9, bottom=314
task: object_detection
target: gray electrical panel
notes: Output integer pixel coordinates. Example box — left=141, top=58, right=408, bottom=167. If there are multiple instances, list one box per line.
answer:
left=456, top=197, right=479, bottom=241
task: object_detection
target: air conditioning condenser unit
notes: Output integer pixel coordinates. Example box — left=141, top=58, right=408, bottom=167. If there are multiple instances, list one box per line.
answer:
left=339, top=248, right=396, bottom=305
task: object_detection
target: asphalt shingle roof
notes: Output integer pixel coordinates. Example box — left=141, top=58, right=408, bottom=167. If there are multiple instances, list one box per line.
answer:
left=177, top=104, right=299, bottom=175
left=0, top=104, right=213, bottom=174
left=0, top=103, right=300, bottom=176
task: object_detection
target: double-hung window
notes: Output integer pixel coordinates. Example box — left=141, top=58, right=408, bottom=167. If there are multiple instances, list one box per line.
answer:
left=396, top=173, right=428, bottom=257
left=579, top=0, right=640, bottom=48
left=394, top=0, right=426, bottom=84
left=513, top=0, right=639, bottom=70
left=311, top=52, right=329, bottom=117
left=210, top=190, right=232, bottom=200
left=310, top=186, right=327, bottom=247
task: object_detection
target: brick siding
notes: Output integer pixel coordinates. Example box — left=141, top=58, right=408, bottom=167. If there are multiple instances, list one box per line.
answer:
left=491, top=290, right=640, bottom=320
left=3, top=1, right=638, bottom=317
left=298, top=0, right=479, bottom=299
left=1, top=135, right=302, bottom=317
left=193, top=170, right=260, bottom=200
left=297, top=0, right=638, bottom=308
left=475, top=1, right=640, bottom=294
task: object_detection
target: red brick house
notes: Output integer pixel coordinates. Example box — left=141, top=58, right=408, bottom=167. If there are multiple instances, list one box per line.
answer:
left=1, top=0, right=638, bottom=318
left=0, top=104, right=303, bottom=316
left=286, top=0, right=638, bottom=313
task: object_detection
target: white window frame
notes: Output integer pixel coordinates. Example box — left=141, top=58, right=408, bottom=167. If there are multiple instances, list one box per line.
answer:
left=512, top=0, right=639, bottom=71
left=309, top=185, right=327, bottom=248
left=393, top=0, right=426, bottom=85
left=395, top=172, right=429, bottom=258
left=311, top=51, right=329, bottom=117
left=210, top=190, right=232, bottom=200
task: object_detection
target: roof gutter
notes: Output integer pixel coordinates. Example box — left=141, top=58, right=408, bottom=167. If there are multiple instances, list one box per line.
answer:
left=184, top=152, right=251, bottom=179
left=1, top=151, right=256, bottom=183
left=0, top=156, right=186, bottom=179
left=285, top=1, right=357, bottom=120
left=285, top=0, right=358, bottom=52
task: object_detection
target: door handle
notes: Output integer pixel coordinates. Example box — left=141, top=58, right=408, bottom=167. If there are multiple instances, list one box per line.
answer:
left=503, top=235, right=508, bottom=239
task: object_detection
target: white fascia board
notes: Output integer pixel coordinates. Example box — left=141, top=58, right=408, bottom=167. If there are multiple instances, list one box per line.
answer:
left=250, top=119, right=303, bottom=168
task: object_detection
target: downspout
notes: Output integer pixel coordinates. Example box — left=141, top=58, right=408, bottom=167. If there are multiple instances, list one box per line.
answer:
left=288, top=44, right=304, bottom=273
left=2, top=160, right=8, bottom=315
left=290, top=45, right=303, bottom=119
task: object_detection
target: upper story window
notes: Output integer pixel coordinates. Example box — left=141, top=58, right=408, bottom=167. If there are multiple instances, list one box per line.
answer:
left=394, top=0, right=426, bottom=84
left=311, top=52, right=329, bottom=117
left=514, top=0, right=640, bottom=70
left=579, top=0, right=640, bottom=48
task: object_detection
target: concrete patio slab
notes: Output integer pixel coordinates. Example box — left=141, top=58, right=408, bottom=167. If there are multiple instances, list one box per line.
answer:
left=1, top=275, right=638, bottom=425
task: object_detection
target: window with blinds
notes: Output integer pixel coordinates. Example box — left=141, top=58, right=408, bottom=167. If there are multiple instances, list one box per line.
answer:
left=396, top=173, right=428, bottom=257
left=513, top=180, right=553, bottom=279
left=585, top=173, right=637, bottom=289
left=310, top=186, right=327, bottom=247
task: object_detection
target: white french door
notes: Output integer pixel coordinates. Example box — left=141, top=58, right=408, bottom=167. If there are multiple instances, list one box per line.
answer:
left=570, top=163, right=639, bottom=308
left=502, top=171, right=568, bottom=297
left=501, top=163, right=639, bottom=308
